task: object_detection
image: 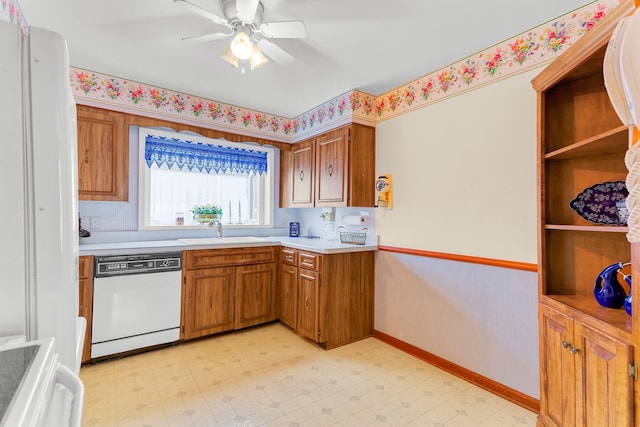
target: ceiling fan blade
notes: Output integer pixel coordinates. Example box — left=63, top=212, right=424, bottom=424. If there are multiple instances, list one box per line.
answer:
left=236, top=0, right=260, bottom=23
left=257, top=39, right=294, bottom=66
left=173, top=0, right=230, bottom=27
left=182, top=32, right=233, bottom=42
left=259, top=21, right=307, bottom=39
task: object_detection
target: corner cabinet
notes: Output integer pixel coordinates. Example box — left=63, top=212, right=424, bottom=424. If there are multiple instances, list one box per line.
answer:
left=276, top=247, right=375, bottom=349
left=532, top=2, right=636, bottom=426
left=76, top=105, right=128, bottom=201
left=279, top=123, right=376, bottom=208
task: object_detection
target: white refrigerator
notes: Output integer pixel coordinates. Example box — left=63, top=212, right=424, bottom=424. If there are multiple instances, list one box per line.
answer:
left=0, top=20, right=83, bottom=374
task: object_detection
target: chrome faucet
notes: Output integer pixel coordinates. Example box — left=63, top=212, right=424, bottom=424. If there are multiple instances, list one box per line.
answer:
left=209, top=220, right=223, bottom=238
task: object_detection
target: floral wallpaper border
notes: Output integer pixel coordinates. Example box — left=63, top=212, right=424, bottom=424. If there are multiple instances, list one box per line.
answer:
left=1, top=0, right=27, bottom=35
left=69, top=0, right=622, bottom=142
left=360, top=0, right=624, bottom=121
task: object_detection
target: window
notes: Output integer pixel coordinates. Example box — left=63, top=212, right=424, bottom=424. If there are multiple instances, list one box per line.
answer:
left=138, top=127, right=274, bottom=229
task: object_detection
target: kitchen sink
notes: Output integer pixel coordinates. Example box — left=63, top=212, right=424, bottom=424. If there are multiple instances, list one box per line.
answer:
left=178, top=236, right=269, bottom=245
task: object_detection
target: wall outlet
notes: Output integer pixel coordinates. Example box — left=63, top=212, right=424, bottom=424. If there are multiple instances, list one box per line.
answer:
left=90, top=216, right=100, bottom=230
left=320, top=207, right=336, bottom=221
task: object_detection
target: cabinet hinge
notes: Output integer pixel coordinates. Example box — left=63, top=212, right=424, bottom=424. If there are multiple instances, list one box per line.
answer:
left=318, top=329, right=321, bottom=337
left=629, top=361, right=638, bottom=381
left=181, top=326, right=185, bottom=334
left=183, top=276, right=186, bottom=284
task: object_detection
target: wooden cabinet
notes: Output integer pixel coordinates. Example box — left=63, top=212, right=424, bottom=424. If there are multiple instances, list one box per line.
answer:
left=315, top=128, right=348, bottom=206
left=181, top=246, right=277, bottom=340
left=182, top=266, right=235, bottom=340
left=234, top=263, right=277, bottom=329
left=291, top=139, right=316, bottom=207
left=276, top=247, right=375, bottom=348
left=539, top=304, right=633, bottom=426
left=77, top=105, right=128, bottom=201
left=78, top=256, right=93, bottom=363
left=297, top=267, right=320, bottom=341
left=278, top=248, right=298, bottom=329
left=532, top=2, right=637, bottom=425
left=279, top=123, right=375, bottom=208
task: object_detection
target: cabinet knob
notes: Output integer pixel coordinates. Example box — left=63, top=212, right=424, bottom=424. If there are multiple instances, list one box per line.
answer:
left=562, top=340, right=569, bottom=349
left=570, top=345, right=578, bottom=355
left=84, top=148, right=90, bottom=164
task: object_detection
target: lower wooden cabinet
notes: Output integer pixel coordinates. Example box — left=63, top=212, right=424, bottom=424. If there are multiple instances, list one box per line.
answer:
left=181, top=247, right=277, bottom=340
left=539, top=303, right=633, bottom=426
left=78, top=256, right=93, bottom=363
left=277, top=247, right=374, bottom=349
left=296, top=268, right=320, bottom=341
left=278, top=262, right=297, bottom=329
left=234, top=263, right=276, bottom=329
left=182, top=266, right=235, bottom=340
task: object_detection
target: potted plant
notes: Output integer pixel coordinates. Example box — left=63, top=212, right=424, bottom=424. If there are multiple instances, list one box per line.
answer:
left=190, top=203, right=223, bottom=224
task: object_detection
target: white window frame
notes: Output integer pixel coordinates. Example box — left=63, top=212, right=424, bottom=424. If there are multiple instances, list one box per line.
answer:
left=137, top=127, right=275, bottom=230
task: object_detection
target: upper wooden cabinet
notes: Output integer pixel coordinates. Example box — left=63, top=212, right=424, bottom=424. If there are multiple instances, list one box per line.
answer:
left=291, top=139, right=315, bottom=207
left=315, top=128, right=348, bottom=206
left=280, top=123, right=375, bottom=208
left=77, top=105, right=128, bottom=201
left=532, top=2, right=637, bottom=425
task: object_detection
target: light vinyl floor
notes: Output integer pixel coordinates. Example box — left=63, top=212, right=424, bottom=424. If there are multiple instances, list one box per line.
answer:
left=80, top=323, right=537, bottom=427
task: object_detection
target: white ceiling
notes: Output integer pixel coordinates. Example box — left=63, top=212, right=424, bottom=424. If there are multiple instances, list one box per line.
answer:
left=19, top=0, right=591, bottom=118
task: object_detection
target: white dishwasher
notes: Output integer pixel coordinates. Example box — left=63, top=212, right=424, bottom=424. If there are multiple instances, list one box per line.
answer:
left=92, top=252, right=182, bottom=358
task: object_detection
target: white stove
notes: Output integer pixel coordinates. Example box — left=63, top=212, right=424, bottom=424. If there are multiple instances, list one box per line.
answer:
left=0, top=336, right=84, bottom=427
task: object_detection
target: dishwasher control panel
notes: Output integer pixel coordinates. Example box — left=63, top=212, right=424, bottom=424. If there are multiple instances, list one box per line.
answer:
left=94, top=252, right=182, bottom=277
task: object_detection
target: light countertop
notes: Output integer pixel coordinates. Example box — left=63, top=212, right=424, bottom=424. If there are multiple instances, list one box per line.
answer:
left=78, top=236, right=378, bottom=256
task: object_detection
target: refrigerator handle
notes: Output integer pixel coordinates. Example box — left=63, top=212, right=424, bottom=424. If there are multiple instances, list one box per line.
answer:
left=54, top=363, right=85, bottom=427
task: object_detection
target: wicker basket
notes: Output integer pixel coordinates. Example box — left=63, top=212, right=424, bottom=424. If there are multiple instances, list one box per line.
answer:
left=338, top=226, right=368, bottom=245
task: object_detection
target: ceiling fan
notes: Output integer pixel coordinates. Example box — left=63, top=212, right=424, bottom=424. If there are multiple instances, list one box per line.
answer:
left=174, top=0, right=307, bottom=70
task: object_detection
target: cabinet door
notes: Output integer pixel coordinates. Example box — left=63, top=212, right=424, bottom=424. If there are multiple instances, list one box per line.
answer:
left=78, top=277, right=92, bottom=363
left=574, top=322, right=633, bottom=426
left=297, top=268, right=320, bottom=341
left=279, top=263, right=297, bottom=329
left=291, top=140, right=315, bottom=207
left=182, top=266, right=235, bottom=340
left=77, top=106, right=128, bottom=201
left=78, top=256, right=93, bottom=363
left=234, top=263, right=276, bottom=329
left=315, top=128, right=348, bottom=207
left=539, top=305, right=576, bottom=427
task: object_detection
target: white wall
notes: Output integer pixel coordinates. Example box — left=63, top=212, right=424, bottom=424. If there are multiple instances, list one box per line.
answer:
left=374, top=67, right=543, bottom=398
left=375, top=68, right=541, bottom=263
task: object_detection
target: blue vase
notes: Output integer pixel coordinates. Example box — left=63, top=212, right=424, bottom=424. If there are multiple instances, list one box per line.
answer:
left=594, top=262, right=628, bottom=309
left=622, top=273, right=632, bottom=315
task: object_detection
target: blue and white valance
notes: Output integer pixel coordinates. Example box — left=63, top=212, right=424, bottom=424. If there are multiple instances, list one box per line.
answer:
left=144, top=134, right=268, bottom=175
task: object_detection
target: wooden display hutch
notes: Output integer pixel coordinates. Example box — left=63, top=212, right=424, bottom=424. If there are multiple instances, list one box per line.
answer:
left=532, top=1, right=637, bottom=425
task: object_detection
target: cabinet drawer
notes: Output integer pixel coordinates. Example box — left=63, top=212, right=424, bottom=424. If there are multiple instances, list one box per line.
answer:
left=79, top=256, right=93, bottom=278
left=280, top=248, right=298, bottom=265
left=298, top=251, right=322, bottom=271
left=184, top=246, right=277, bottom=269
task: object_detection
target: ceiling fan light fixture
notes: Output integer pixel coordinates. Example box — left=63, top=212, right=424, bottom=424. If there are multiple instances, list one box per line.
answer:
left=230, top=31, right=253, bottom=60
left=249, top=45, right=268, bottom=70
left=221, top=45, right=240, bottom=68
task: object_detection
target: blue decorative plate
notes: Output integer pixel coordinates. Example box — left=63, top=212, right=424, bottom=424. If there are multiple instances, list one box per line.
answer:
left=569, top=181, right=629, bottom=225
